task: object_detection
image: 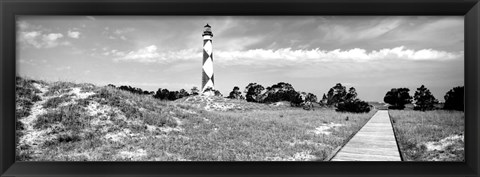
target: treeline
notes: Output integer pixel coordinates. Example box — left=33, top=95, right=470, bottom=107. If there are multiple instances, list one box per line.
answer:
left=109, top=82, right=372, bottom=113
left=108, top=84, right=154, bottom=95
left=108, top=84, right=194, bottom=100
left=107, top=84, right=219, bottom=101
left=109, top=82, right=465, bottom=113
left=383, top=85, right=464, bottom=111
left=226, top=82, right=371, bottom=113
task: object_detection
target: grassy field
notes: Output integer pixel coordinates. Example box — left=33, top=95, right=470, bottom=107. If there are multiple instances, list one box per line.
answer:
left=389, top=110, right=464, bottom=161
left=16, top=77, right=376, bottom=161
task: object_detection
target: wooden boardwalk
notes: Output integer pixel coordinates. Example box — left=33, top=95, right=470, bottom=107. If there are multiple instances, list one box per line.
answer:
left=331, top=110, right=401, bottom=161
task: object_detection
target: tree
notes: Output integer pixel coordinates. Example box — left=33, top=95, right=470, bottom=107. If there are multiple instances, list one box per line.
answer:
left=444, top=86, right=464, bottom=111
left=214, top=90, right=223, bottom=97
left=244, top=83, right=265, bottom=102
left=319, top=93, right=328, bottom=105
left=289, top=91, right=304, bottom=107
left=260, top=82, right=301, bottom=104
left=227, top=86, right=244, bottom=99
left=306, top=93, right=318, bottom=103
left=345, top=87, right=357, bottom=101
left=384, top=88, right=412, bottom=109
left=153, top=88, right=163, bottom=99
left=202, top=87, right=222, bottom=97
left=169, top=91, right=182, bottom=100
left=413, top=85, right=438, bottom=111
left=336, top=99, right=371, bottom=113
left=117, top=85, right=152, bottom=95
left=325, top=84, right=359, bottom=106
left=178, top=89, right=190, bottom=98
left=190, top=87, right=199, bottom=95
left=161, top=89, right=170, bottom=99
left=154, top=88, right=189, bottom=101
left=326, top=83, right=347, bottom=106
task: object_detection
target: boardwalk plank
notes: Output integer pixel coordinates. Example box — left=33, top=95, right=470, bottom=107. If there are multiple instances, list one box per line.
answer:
left=331, top=110, right=401, bottom=161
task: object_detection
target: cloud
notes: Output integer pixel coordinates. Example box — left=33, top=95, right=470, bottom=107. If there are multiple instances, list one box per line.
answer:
left=19, top=31, right=42, bottom=48
left=317, top=18, right=403, bottom=44
left=114, top=28, right=135, bottom=35
left=17, top=21, right=71, bottom=48
left=17, top=21, right=30, bottom=30
left=19, top=31, right=69, bottom=48
left=86, top=16, right=96, bottom=21
left=67, top=30, right=81, bottom=38
left=113, top=45, right=199, bottom=63
left=55, top=66, right=71, bottom=71
left=103, top=27, right=135, bottom=40
left=41, top=33, right=67, bottom=48
left=214, top=46, right=462, bottom=65
left=112, top=45, right=462, bottom=66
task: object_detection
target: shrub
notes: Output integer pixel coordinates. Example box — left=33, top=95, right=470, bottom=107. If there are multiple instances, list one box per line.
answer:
left=154, top=88, right=169, bottom=100
left=33, top=104, right=87, bottom=131
left=444, top=86, right=464, bottom=111
left=413, top=85, right=438, bottom=111
left=154, top=88, right=190, bottom=101
left=57, top=132, right=82, bottom=143
left=227, top=86, right=244, bottom=99
left=44, top=81, right=74, bottom=96
left=244, top=83, right=265, bottom=102
left=190, top=87, right=200, bottom=95
left=384, top=88, right=412, bottom=110
left=336, top=99, right=371, bottom=113
left=260, top=82, right=300, bottom=104
left=289, top=92, right=304, bottom=107
left=323, top=83, right=357, bottom=106
left=43, top=95, right=72, bottom=108
left=16, top=77, right=43, bottom=118
left=117, top=85, right=152, bottom=95
left=326, top=83, right=347, bottom=105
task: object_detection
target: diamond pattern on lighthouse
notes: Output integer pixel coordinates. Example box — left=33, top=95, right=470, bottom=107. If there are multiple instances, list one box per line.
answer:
left=204, top=40, right=212, bottom=55
left=203, top=57, right=213, bottom=76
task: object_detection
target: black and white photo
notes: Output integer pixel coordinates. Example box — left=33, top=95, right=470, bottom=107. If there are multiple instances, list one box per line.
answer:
left=15, top=16, right=464, bottom=161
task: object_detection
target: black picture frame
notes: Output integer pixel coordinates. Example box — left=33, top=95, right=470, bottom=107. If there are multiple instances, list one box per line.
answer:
left=1, top=0, right=479, bottom=176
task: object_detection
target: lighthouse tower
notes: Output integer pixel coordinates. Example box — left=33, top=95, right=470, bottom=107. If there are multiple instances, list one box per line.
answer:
left=201, top=24, right=214, bottom=93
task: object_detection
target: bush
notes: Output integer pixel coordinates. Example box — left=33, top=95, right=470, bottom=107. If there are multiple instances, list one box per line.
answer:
left=117, top=85, right=153, bottom=95
left=260, top=82, right=300, bottom=104
left=336, top=99, right=372, bottom=113
left=323, top=83, right=357, bottom=106
left=384, top=88, right=412, bottom=110
left=154, top=88, right=190, bottom=101
left=413, top=85, right=438, bottom=111
left=43, top=95, right=72, bottom=108
left=227, top=86, right=244, bottom=99
left=444, top=86, right=464, bottom=111
left=43, top=81, right=74, bottom=96
left=289, top=91, right=304, bottom=107
left=33, top=104, right=88, bottom=131
left=190, top=87, right=200, bottom=95
left=244, top=83, right=265, bottom=102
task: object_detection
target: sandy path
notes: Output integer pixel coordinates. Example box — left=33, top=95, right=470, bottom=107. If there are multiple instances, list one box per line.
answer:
left=17, top=83, right=53, bottom=158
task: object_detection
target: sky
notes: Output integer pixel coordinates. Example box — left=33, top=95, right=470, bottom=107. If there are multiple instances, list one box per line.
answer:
left=16, top=16, right=464, bottom=102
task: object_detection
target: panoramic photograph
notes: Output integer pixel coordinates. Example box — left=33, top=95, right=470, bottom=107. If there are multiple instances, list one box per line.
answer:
left=15, top=16, right=464, bottom=161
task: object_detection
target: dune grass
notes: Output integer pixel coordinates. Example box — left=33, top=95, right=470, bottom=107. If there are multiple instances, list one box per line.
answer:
left=169, top=108, right=376, bottom=161
left=389, top=110, right=464, bottom=161
left=16, top=77, right=377, bottom=161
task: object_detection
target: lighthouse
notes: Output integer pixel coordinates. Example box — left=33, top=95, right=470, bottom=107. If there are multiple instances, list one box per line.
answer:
left=201, top=24, right=214, bottom=93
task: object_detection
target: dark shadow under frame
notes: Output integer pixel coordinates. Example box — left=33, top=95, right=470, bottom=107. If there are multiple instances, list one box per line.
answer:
left=1, top=0, right=479, bottom=176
